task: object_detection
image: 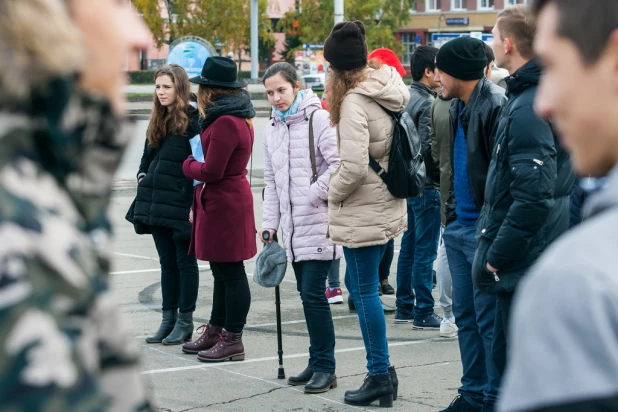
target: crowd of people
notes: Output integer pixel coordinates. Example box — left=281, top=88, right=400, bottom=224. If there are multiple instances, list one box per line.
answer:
left=2, top=0, right=618, bottom=411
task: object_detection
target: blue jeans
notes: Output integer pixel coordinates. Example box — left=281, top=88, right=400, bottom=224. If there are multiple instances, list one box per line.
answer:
left=396, top=189, right=441, bottom=318
left=292, top=260, right=336, bottom=373
left=344, top=244, right=390, bottom=376
left=443, top=220, right=500, bottom=409
left=327, top=259, right=341, bottom=288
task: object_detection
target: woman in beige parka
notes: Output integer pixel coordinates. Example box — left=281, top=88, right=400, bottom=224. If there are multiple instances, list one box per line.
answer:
left=324, top=21, right=410, bottom=408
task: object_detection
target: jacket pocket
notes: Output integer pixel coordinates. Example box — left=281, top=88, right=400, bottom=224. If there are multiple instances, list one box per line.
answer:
left=472, top=237, right=499, bottom=294
left=509, top=155, right=546, bottom=198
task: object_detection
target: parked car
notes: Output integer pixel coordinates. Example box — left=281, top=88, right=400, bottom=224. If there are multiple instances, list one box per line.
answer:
left=301, top=73, right=326, bottom=91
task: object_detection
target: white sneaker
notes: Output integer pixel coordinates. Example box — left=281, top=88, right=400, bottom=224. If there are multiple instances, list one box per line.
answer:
left=440, top=318, right=458, bottom=338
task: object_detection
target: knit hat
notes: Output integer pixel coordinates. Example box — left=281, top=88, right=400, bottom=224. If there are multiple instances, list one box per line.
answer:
left=368, top=48, right=406, bottom=77
left=324, top=21, right=368, bottom=71
left=436, top=37, right=487, bottom=81
left=253, top=242, right=287, bottom=288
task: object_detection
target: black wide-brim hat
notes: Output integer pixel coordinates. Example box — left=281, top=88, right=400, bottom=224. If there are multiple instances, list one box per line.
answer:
left=189, top=56, right=246, bottom=88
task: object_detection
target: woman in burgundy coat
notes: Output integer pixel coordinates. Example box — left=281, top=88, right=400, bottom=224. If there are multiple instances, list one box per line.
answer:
left=181, top=56, right=257, bottom=362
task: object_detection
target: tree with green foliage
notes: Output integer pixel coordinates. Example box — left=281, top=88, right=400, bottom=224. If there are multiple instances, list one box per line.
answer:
left=277, top=0, right=416, bottom=57
left=132, top=0, right=275, bottom=58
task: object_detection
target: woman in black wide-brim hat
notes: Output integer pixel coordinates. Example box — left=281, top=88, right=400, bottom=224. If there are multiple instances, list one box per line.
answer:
left=181, top=56, right=257, bottom=363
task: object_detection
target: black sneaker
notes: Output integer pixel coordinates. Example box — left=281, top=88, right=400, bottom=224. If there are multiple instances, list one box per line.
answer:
left=413, top=313, right=442, bottom=330
left=440, top=395, right=481, bottom=412
left=394, top=309, right=414, bottom=323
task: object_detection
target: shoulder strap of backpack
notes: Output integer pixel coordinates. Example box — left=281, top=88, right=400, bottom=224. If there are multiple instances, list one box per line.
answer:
left=367, top=101, right=400, bottom=177
left=308, top=110, right=319, bottom=183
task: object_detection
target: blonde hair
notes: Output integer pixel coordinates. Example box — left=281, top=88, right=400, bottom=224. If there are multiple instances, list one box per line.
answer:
left=326, top=66, right=367, bottom=126
left=0, top=0, right=83, bottom=99
left=497, top=4, right=536, bottom=59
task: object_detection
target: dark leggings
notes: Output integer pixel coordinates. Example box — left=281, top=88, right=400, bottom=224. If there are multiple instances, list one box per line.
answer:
left=151, top=226, right=199, bottom=313
left=209, top=261, right=251, bottom=333
left=379, top=239, right=395, bottom=282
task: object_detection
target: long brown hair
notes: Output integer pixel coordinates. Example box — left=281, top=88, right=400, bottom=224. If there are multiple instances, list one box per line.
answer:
left=147, top=64, right=191, bottom=148
left=326, top=66, right=367, bottom=126
left=197, top=85, right=253, bottom=129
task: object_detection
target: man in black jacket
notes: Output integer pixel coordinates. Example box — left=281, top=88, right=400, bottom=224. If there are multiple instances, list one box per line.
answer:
left=436, top=37, right=506, bottom=412
left=473, top=5, right=574, bottom=377
left=395, top=46, right=444, bottom=329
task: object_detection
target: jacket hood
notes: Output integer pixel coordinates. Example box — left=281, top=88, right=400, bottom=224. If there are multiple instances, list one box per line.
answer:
left=271, top=89, right=322, bottom=125
left=505, top=59, right=541, bottom=96
left=349, top=66, right=410, bottom=111
left=585, top=166, right=618, bottom=219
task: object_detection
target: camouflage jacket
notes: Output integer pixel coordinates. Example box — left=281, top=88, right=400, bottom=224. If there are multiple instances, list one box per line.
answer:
left=0, top=78, right=153, bottom=411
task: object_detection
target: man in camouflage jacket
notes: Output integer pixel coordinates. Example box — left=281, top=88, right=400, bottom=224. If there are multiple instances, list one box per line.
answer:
left=0, top=77, right=153, bottom=411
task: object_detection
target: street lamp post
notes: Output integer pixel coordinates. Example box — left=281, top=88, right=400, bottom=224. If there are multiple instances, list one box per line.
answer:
left=251, top=0, right=259, bottom=80
left=335, top=0, right=344, bottom=24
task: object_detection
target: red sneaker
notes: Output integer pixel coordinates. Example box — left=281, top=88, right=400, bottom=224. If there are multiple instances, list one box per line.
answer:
left=325, top=287, right=343, bottom=304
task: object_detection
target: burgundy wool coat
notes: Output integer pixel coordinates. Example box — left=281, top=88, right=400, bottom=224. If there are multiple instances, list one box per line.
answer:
left=182, top=115, right=257, bottom=262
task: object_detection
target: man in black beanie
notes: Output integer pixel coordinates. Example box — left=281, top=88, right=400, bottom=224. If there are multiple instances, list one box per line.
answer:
left=435, top=37, right=506, bottom=412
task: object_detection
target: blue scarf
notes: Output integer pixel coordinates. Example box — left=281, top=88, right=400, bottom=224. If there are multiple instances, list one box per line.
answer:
left=273, top=90, right=306, bottom=122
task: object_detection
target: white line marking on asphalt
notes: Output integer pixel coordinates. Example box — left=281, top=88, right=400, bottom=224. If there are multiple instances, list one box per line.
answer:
left=113, top=252, right=159, bottom=261
left=132, top=315, right=359, bottom=339
left=110, top=265, right=210, bottom=275
left=211, top=367, right=375, bottom=412
left=248, top=314, right=357, bottom=328
left=141, top=337, right=454, bottom=375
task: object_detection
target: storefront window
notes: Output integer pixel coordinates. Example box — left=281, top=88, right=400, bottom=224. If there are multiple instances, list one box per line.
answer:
left=478, top=0, right=494, bottom=9
left=401, top=32, right=418, bottom=66
left=451, top=0, right=466, bottom=10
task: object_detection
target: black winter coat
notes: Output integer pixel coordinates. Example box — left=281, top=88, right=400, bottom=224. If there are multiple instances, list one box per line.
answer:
left=405, top=81, right=440, bottom=189
left=472, top=60, right=575, bottom=294
left=446, top=77, right=506, bottom=224
left=133, top=106, right=201, bottom=239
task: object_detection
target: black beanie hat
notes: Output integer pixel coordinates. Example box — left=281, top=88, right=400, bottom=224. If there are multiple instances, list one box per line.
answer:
left=324, top=21, right=368, bottom=71
left=436, top=37, right=487, bottom=81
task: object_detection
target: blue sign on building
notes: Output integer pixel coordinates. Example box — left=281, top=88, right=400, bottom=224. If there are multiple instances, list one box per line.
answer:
left=167, top=36, right=217, bottom=78
left=432, top=32, right=494, bottom=48
left=445, top=17, right=470, bottom=25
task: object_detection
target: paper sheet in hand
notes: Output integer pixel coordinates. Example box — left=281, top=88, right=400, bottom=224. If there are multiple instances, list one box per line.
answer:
left=189, top=135, right=204, bottom=186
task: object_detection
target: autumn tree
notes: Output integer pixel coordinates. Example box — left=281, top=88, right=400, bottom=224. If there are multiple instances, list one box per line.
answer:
left=278, top=0, right=416, bottom=57
left=133, top=0, right=275, bottom=57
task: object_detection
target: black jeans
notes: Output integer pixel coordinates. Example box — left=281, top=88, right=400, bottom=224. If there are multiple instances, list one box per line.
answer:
left=379, top=239, right=395, bottom=282
left=492, top=291, right=514, bottom=376
left=209, top=261, right=251, bottom=334
left=151, top=226, right=199, bottom=313
left=292, top=260, right=336, bottom=373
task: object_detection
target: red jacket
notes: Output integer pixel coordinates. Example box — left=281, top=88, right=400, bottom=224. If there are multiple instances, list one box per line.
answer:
left=182, top=115, right=257, bottom=262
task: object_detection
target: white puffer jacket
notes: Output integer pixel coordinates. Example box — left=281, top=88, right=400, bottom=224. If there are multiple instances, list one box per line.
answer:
left=262, top=90, right=343, bottom=262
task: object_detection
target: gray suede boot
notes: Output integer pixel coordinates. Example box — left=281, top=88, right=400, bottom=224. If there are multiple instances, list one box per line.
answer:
left=162, top=311, right=194, bottom=345
left=146, top=309, right=177, bottom=344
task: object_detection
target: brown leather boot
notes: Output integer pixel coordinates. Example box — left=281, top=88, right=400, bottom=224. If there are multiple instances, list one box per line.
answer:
left=182, top=324, right=223, bottom=354
left=197, top=330, right=245, bottom=363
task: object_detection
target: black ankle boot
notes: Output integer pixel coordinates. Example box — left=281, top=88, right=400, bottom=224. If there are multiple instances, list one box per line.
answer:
left=344, top=373, right=393, bottom=407
left=146, top=309, right=177, bottom=343
left=348, top=298, right=356, bottom=312
left=304, top=372, right=337, bottom=394
left=162, top=312, right=194, bottom=345
left=288, top=366, right=313, bottom=386
left=388, top=366, right=398, bottom=401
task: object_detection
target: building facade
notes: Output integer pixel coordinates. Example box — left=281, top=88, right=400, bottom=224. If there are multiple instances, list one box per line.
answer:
left=397, top=0, right=529, bottom=69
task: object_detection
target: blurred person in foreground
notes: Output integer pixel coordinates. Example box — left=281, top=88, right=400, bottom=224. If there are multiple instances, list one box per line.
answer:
left=499, top=0, right=618, bottom=410
left=473, top=4, right=574, bottom=376
left=0, top=0, right=153, bottom=410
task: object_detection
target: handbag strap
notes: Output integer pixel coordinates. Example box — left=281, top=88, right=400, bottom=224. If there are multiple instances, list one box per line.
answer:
left=308, top=110, right=318, bottom=183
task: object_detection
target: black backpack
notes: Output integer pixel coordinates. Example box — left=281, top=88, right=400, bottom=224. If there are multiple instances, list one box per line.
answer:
left=369, top=104, right=426, bottom=198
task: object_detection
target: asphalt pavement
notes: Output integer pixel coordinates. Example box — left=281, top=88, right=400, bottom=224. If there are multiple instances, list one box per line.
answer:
left=111, top=182, right=463, bottom=411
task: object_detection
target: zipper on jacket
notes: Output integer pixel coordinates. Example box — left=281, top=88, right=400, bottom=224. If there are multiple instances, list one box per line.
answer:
left=496, top=144, right=501, bottom=155
left=493, top=272, right=500, bottom=282
left=533, top=158, right=544, bottom=166
left=286, top=123, right=297, bottom=263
